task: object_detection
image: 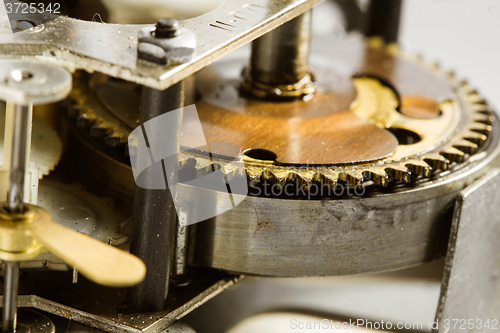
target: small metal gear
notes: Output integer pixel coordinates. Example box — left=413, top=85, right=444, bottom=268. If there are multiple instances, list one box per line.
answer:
left=66, top=36, right=494, bottom=193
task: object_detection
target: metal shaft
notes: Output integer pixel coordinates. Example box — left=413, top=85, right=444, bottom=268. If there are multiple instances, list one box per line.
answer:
left=128, top=82, right=184, bottom=311
left=6, top=105, right=30, bottom=214
left=2, top=262, right=19, bottom=333
left=364, top=0, right=403, bottom=44
left=2, top=104, right=31, bottom=332
left=250, top=12, right=311, bottom=86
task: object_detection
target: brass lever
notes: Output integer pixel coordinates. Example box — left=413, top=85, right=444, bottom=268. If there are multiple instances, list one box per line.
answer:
left=0, top=204, right=146, bottom=287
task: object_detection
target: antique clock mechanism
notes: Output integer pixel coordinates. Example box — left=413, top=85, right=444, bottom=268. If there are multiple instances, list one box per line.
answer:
left=0, top=0, right=498, bottom=332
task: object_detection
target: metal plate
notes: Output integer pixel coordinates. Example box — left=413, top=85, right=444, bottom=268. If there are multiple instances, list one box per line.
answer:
left=435, top=170, right=500, bottom=332
left=11, top=309, right=55, bottom=333
left=0, top=0, right=321, bottom=90
left=1, top=271, right=239, bottom=333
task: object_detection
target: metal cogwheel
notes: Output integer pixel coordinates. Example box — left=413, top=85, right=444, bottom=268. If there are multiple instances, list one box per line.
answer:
left=66, top=36, right=494, bottom=192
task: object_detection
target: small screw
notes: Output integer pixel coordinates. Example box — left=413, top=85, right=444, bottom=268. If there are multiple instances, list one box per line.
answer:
left=155, top=18, right=181, bottom=38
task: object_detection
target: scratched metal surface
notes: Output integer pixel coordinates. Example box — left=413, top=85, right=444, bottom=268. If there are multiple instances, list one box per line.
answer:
left=0, top=0, right=321, bottom=89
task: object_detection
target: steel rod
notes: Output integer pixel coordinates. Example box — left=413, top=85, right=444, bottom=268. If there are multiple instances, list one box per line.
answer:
left=364, top=0, right=403, bottom=44
left=2, top=104, right=30, bottom=332
left=2, top=261, right=19, bottom=332
left=6, top=105, right=30, bottom=213
left=128, top=82, right=184, bottom=311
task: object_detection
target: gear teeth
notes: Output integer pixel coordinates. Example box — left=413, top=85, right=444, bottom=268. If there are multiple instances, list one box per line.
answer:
left=445, top=71, right=456, bottom=80
left=67, top=105, right=81, bottom=118
left=90, top=125, right=109, bottom=138
left=105, top=136, right=122, bottom=147
left=269, top=169, right=301, bottom=186
left=404, top=52, right=423, bottom=62
left=315, top=169, right=339, bottom=186
left=469, top=93, right=487, bottom=105
left=473, top=114, right=494, bottom=126
left=282, top=171, right=305, bottom=187
left=428, top=62, right=440, bottom=71
left=439, top=147, right=466, bottom=163
left=295, top=168, right=315, bottom=184
left=385, top=164, right=411, bottom=183
left=89, top=121, right=115, bottom=138
left=467, top=88, right=480, bottom=95
left=221, top=162, right=244, bottom=180
left=245, top=166, right=277, bottom=182
left=111, top=129, right=129, bottom=145
left=463, top=130, right=488, bottom=144
left=66, top=43, right=496, bottom=195
left=452, top=139, right=478, bottom=154
left=470, top=124, right=492, bottom=135
left=405, top=159, right=431, bottom=177
left=260, top=168, right=277, bottom=182
left=339, top=170, right=364, bottom=186
left=77, top=112, right=97, bottom=128
left=476, top=109, right=494, bottom=116
left=458, top=80, right=470, bottom=89
left=474, top=103, right=490, bottom=110
left=195, top=158, right=217, bottom=177
left=178, top=153, right=194, bottom=168
left=247, top=168, right=261, bottom=182
left=263, top=168, right=284, bottom=183
left=362, top=168, right=389, bottom=186
left=422, top=153, right=450, bottom=171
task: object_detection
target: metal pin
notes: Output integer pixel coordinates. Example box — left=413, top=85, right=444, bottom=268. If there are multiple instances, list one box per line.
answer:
left=6, top=105, right=30, bottom=214
left=2, top=103, right=31, bottom=332
left=72, top=268, right=78, bottom=284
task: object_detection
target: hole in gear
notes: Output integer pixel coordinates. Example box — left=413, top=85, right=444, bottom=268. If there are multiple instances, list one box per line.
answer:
left=387, top=128, right=421, bottom=145
left=243, top=148, right=277, bottom=161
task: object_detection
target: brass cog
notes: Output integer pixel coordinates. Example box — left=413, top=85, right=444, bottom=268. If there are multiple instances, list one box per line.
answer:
left=66, top=36, right=494, bottom=192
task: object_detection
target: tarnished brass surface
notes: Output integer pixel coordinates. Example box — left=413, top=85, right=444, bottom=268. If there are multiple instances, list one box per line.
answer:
left=196, top=78, right=399, bottom=165
left=194, top=37, right=492, bottom=186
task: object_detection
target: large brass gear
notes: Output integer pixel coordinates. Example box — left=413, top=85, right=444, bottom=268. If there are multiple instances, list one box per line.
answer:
left=66, top=35, right=494, bottom=193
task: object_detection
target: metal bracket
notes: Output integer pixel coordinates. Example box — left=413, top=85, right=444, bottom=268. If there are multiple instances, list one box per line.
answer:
left=0, top=274, right=240, bottom=333
left=435, top=169, right=500, bottom=332
left=0, top=0, right=321, bottom=90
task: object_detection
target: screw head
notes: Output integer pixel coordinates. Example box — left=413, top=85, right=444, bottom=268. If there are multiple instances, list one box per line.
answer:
left=155, top=18, right=181, bottom=38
